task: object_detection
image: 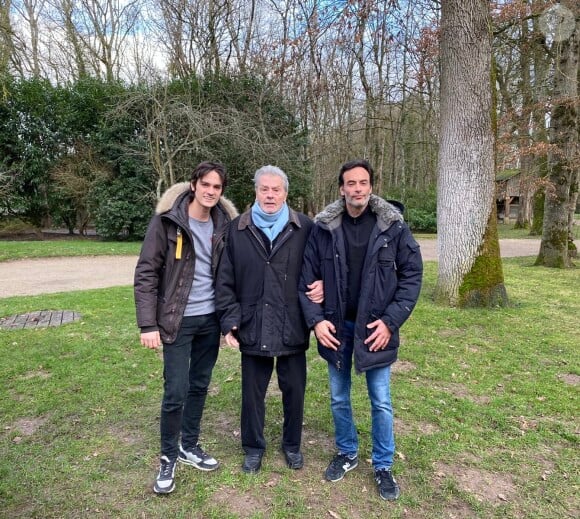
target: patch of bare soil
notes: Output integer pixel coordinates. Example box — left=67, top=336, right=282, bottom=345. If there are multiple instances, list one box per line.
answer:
left=558, top=373, right=580, bottom=386
left=8, top=416, right=49, bottom=437
left=21, top=368, right=51, bottom=380
left=434, top=461, right=517, bottom=507
left=106, top=425, right=144, bottom=446
left=395, top=418, right=440, bottom=437
left=210, top=484, right=271, bottom=518
left=432, top=382, right=492, bottom=405
left=440, top=497, right=479, bottom=519
left=302, top=426, right=335, bottom=453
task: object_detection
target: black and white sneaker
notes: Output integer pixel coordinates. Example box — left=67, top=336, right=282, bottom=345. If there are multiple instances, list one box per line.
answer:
left=154, top=455, right=176, bottom=494
left=374, top=468, right=400, bottom=500
left=324, top=453, right=359, bottom=482
left=178, top=443, right=220, bottom=471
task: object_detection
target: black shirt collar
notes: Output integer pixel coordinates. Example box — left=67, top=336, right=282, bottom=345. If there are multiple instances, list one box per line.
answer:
left=343, top=204, right=373, bottom=225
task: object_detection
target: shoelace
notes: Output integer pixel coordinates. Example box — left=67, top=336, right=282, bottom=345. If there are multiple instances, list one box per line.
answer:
left=375, top=469, right=394, bottom=482
left=332, top=455, right=352, bottom=468
left=160, top=460, right=174, bottom=477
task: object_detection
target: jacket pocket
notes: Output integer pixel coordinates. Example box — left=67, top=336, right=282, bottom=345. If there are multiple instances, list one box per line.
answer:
left=378, top=245, right=396, bottom=266
left=283, top=305, right=308, bottom=346
left=239, top=303, right=257, bottom=344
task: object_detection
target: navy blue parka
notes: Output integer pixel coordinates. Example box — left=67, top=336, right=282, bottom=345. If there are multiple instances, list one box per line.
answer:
left=299, top=195, right=423, bottom=373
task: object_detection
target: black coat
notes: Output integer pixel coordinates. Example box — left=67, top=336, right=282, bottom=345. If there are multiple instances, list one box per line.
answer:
left=215, top=207, right=313, bottom=356
left=134, top=182, right=238, bottom=343
left=299, top=195, right=423, bottom=373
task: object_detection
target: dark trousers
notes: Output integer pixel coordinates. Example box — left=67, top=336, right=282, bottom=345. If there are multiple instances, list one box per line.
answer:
left=241, top=351, right=307, bottom=455
left=160, top=313, right=220, bottom=459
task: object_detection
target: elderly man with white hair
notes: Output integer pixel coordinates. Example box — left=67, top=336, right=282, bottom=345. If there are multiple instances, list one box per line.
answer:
left=216, top=165, right=322, bottom=474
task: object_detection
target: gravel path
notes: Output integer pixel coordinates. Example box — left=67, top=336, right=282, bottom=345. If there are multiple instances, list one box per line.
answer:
left=0, top=239, right=543, bottom=298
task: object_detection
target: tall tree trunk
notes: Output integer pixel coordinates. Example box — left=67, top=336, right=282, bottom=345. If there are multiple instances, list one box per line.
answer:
left=515, top=13, right=534, bottom=230
left=0, top=0, right=12, bottom=76
left=536, top=3, right=579, bottom=268
left=529, top=2, right=552, bottom=236
left=435, top=0, right=508, bottom=307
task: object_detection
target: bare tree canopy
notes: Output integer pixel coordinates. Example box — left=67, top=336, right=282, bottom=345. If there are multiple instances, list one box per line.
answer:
left=1, top=0, right=576, bottom=258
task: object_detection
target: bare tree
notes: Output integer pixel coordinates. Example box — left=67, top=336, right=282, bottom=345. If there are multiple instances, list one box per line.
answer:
left=153, top=0, right=235, bottom=78
left=9, top=0, right=45, bottom=77
left=79, top=0, right=141, bottom=81
left=42, top=0, right=140, bottom=82
left=51, top=141, right=113, bottom=234
left=42, top=0, right=88, bottom=81
left=435, top=0, right=508, bottom=307
left=224, top=0, right=256, bottom=74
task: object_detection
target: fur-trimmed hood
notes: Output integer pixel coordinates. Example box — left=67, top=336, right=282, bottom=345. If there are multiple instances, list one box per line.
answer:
left=314, top=194, right=403, bottom=229
left=155, top=181, right=238, bottom=219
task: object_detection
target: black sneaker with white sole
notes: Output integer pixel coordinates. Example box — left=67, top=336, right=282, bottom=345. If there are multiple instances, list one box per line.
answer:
left=374, top=468, right=401, bottom=500
left=178, top=443, right=220, bottom=471
left=324, top=453, right=359, bottom=482
left=154, top=455, right=177, bottom=494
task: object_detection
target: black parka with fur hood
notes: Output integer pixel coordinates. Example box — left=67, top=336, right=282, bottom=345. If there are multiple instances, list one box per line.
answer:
left=134, top=182, right=238, bottom=344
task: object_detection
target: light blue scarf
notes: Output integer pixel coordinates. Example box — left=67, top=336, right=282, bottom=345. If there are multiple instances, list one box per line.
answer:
left=251, top=201, right=289, bottom=242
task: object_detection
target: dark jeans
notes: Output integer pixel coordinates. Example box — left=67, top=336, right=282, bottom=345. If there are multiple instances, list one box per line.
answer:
left=160, top=313, right=220, bottom=459
left=241, top=351, right=307, bottom=455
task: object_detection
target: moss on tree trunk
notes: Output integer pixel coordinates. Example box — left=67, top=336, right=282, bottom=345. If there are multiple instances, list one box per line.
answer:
left=458, top=206, right=509, bottom=307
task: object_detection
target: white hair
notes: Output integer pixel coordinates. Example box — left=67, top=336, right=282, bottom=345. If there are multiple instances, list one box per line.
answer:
left=253, top=165, right=289, bottom=192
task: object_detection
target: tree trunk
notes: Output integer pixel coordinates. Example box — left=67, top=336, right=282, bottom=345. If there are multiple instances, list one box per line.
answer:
left=435, top=0, right=508, bottom=307
left=569, top=184, right=578, bottom=258
left=536, top=3, right=579, bottom=268
left=0, top=0, right=13, bottom=76
left=514, top=13, right=534, bottom=230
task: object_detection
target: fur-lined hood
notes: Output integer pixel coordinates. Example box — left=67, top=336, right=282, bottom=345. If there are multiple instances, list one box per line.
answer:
left=314, top=194, right=403, bottom=229
left=155, top=181, right=238, bottom=219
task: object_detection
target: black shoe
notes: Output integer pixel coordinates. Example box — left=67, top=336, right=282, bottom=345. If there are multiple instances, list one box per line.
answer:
left=153, top=455, right=177, bottom=494
left=374, top=468, right=400, bottom=501
left=178, top=443, right=220, bottom=471
left=283, top=449, right=304, bottom=469
left=325, top=453, right=358, bottom=482
left=242, top=453, right=263, bottom=474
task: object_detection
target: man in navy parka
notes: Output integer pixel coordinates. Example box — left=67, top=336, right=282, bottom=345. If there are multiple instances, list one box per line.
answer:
left=299, top=159, right=423, bottom=501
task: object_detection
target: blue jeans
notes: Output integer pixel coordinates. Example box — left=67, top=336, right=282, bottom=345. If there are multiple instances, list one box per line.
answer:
left=328, top=321, right=395, bottom=470
left=160, top=313, right=220, bottom=459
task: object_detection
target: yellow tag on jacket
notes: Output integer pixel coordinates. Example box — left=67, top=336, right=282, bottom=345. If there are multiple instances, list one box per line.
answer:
left=176, top=228, right=182, bottom=260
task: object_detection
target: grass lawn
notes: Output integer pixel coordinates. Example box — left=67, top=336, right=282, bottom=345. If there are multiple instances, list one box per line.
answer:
left=0, top=258, right=578, bottom=518
left=0, top=240, right=142, bottom=262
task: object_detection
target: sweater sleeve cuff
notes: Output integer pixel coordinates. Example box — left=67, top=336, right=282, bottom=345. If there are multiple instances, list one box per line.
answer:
left=140, top=326, right=159, bottom=334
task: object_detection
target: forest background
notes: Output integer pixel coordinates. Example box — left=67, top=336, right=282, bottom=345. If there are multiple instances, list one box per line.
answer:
left=1, top=0, right=576, bottom=239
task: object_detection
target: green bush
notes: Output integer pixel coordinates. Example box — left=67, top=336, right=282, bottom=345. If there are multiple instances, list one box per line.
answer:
left=407, top=207, right=437, bottom=233
left=90, top=177, right=153, bottom=241
left=387, top=185, right=437, bottom=233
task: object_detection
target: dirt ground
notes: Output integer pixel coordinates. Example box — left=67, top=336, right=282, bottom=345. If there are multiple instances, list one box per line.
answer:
left=0, top=239, right=542, bottom=298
